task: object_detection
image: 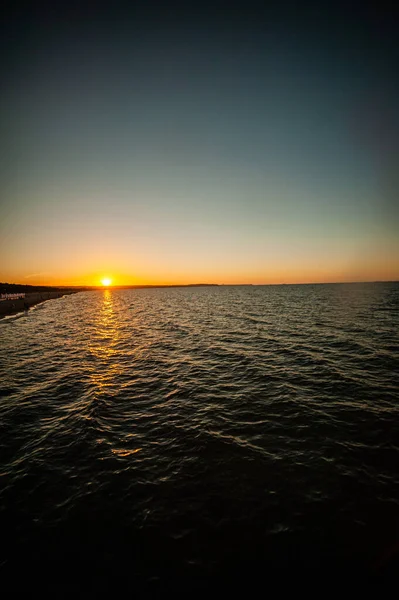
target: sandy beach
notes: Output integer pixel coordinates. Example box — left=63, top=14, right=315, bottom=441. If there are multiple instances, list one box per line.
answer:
left=0, top=291, right=76, bottom=318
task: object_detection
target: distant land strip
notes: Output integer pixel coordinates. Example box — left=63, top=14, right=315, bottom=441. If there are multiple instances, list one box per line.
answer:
left=0, top=284, right=221, bottom=317
left=0, top=290, right=77, bottom=318
left=0, top=283, right=219, bottom=294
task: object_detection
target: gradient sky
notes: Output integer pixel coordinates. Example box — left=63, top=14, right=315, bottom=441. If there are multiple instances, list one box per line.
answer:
left=1, top=1, right=398, bottom=285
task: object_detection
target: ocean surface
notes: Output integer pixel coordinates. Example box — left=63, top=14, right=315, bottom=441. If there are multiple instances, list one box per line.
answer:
left=1, top=283, right=398, bottom=592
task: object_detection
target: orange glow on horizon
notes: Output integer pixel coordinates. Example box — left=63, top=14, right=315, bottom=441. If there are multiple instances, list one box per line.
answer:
left=1, top=250, right=398, bottom=288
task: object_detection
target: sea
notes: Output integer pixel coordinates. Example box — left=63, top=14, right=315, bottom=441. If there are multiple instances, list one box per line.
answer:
left=1, top=283, right=398, bottom=593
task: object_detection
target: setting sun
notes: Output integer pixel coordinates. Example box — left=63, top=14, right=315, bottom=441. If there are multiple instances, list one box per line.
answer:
left=101, top=278, right=112, bottom=287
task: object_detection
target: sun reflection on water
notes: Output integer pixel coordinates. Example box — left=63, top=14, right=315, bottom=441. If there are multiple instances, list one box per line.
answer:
left=88, top=289, right=123, bottom=393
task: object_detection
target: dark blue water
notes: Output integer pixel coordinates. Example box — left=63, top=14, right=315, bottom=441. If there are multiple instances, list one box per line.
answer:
left=1, top=283, right=398, bottom=592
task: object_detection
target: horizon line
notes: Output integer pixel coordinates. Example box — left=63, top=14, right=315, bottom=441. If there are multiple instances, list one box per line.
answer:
left=1, top=279, right=398, bottom=289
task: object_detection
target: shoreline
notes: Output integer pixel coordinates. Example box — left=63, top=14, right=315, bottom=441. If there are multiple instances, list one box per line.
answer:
left=0, top=291, right=76, bottom=319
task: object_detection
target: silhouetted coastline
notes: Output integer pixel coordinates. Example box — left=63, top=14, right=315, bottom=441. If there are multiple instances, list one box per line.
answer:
left=0, top=290, right=77, bottom=318
left=0, top=283, right=220, bottom=318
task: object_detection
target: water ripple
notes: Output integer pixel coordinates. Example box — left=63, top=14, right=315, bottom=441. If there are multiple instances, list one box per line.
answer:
left=0, top=283, right=398, bottom=588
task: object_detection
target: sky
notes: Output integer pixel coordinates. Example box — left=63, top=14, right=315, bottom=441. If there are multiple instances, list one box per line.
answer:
left=1, top=1, right=398, bottom=286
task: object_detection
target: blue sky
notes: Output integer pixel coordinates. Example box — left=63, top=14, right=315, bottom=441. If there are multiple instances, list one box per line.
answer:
left=1, top=2, right=398, bottom=284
